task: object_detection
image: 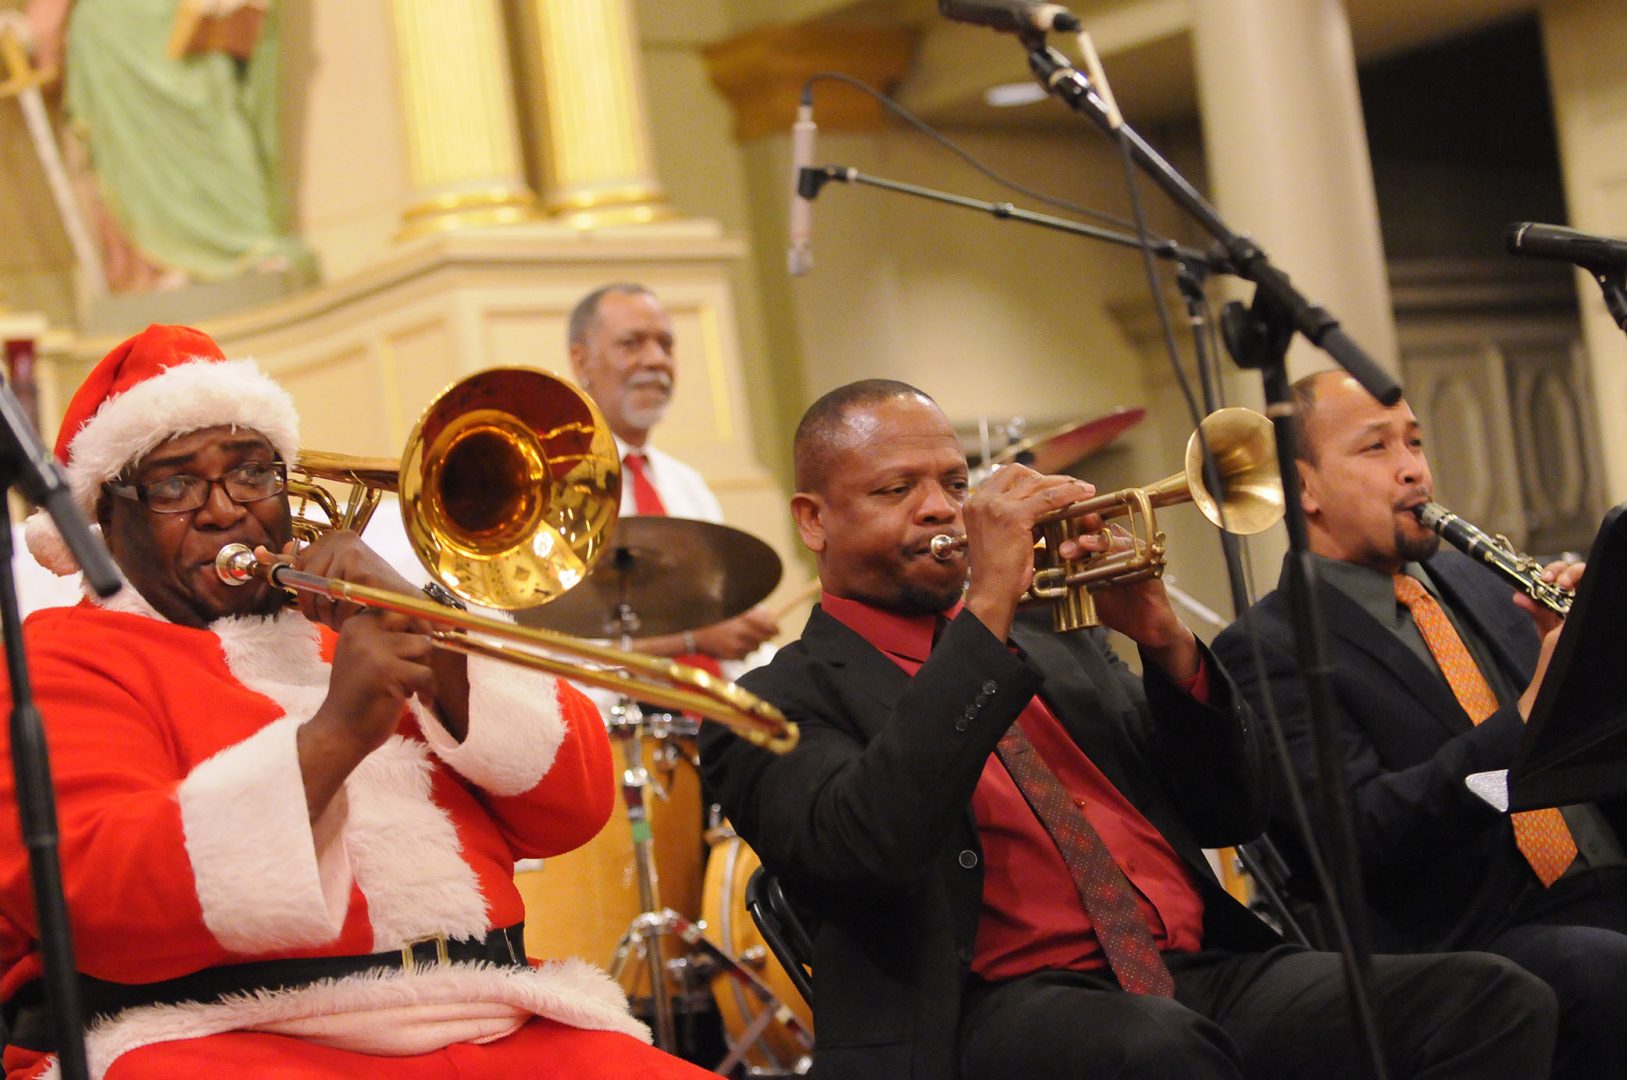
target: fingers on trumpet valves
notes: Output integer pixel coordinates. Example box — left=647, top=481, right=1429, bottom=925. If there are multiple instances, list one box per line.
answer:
left=1053, top=521, right=1135, bottom=562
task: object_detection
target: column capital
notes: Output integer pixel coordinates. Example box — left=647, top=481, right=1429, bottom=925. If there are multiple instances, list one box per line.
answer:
left=704, top=23, right=919, bottom=142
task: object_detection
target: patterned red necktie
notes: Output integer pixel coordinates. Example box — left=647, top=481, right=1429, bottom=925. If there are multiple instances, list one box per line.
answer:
left=1393, top=573, right=1577, bottom=886
left=623, top=451, right=667, bottom=516
left=995, top=722, right=1175, bottom=995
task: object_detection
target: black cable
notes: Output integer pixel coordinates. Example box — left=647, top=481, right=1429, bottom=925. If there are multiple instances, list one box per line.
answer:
left=803, top=71, right=1151, bottom=237
left=1114, top=131, right=1203, bottom=431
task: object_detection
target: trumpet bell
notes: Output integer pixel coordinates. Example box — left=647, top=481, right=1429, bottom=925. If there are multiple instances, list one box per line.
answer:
left=400, top=368, right=621, bottom=610
left=1182, top=406, right=1284, bottom=536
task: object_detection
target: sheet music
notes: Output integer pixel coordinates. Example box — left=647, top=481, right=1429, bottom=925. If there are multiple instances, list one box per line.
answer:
left=1466, top=769, right=1510, bottom=813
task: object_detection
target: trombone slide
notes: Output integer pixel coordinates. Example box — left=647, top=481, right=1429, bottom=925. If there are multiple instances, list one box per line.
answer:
left=213, top=544, right=798, bottom=753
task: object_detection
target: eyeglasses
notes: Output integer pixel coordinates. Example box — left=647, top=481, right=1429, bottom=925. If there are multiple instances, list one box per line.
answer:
left=105, top=461, right=288, bottom=514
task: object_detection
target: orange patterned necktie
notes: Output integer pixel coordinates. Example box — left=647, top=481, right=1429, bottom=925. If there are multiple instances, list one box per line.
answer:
left=1393, top=574, right=1577, bottom=886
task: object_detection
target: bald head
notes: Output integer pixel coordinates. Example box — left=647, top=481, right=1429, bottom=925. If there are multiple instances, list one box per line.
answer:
left=1290, top=369, right=1356, bottom=465
left=793, top=379, right=937, bottom=493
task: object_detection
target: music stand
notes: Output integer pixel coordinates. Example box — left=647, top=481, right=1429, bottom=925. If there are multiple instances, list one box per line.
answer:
left=1498, top=502, right=1627, bottom=811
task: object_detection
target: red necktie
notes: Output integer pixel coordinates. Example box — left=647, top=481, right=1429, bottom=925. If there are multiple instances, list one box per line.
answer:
left=995, top=722, right=1175, bottom=996
left=623, top=451, right=723, bottom=677
left=1393, top=574, right=1577, bottom=886
left=623, top=451, right=667, bottom=516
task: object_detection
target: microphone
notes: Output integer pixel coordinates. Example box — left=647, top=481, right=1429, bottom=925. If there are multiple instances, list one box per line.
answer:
left=788, top=96, right=817, bottom=277
left=1506, top=222, right=1627, bottom=272
left=938, top=0, right=1082, bottom=34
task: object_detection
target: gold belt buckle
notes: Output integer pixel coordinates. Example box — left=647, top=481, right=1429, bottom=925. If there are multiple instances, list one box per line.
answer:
left=401, top=933, right=451, bottom=969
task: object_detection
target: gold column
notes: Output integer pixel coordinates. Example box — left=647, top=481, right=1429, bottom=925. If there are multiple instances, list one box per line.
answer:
left=388, top=0, right=540, bottom=240
left=522, top=0, right=674, bottom=228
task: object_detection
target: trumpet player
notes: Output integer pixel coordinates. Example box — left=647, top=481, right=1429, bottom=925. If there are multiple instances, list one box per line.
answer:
left=1215, top=369, right=1621, bottom=1080
left=0, top=325, right=712, bottom=1079
left=699, top=378, right=1555, bottom=1080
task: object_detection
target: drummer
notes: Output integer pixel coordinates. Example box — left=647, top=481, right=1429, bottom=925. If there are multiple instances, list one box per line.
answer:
left=566, top=283, right=779, bottom=669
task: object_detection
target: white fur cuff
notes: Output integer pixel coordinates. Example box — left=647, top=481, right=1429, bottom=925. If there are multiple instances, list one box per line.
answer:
left=178, top=716, right=352, bottom=953
left=414, top=655, right=567, bottom=796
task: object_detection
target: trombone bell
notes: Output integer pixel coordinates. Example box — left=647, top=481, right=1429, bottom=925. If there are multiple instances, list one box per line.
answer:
left=403, top=369, right=621, bottom=610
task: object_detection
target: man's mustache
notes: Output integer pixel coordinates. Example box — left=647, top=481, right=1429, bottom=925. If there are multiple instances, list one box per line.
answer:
left=1394, top=486, right=1433, bottom=512
left=628, top=372, right=673, bottom=393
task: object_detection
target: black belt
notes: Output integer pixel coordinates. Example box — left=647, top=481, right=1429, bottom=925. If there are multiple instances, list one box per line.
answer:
left=4, top=923, right=527, bottom=1054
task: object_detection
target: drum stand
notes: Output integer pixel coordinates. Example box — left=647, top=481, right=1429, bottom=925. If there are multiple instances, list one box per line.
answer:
left=603, top=697, right=813, bottom=1075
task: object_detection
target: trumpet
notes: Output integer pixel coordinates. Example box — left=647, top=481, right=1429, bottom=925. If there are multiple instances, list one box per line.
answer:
left=230, top=367, right=796, bottom=754
left=1412, top=502, right=1573, bottom=619
left=931, top=407, right=1284, bottom=631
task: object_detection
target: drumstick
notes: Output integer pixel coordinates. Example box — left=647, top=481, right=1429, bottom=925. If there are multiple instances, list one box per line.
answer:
left=768, top=578, right=822, bottom=623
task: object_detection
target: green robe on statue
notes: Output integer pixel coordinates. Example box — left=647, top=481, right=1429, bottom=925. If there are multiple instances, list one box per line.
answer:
left=64, top=0, right=313, bottom=284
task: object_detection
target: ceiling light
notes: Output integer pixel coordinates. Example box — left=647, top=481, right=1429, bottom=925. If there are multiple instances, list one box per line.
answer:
left=984, top=82, right=1048, bottom=107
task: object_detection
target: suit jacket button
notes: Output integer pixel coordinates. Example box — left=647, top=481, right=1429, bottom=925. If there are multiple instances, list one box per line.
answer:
left=954, top=717, right=969, bottom=732
left=957, top=945, right=973, bottom=963
left=964, top=704, right=978, bottom=719
left=982, top=680, right=998, bottom=695
left=958, top=849, right=979, bottom=869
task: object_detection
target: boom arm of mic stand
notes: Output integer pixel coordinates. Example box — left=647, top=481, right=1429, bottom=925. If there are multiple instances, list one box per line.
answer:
left=798, top=165, right=1226, bottom=269
left=1023, top=42, right=1400, bottom=407
left=1019, top=33, right=1391, bottom=1080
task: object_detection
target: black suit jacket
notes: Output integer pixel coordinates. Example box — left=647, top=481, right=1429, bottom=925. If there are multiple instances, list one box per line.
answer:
left=699, top=605, right=1280, bottom=1080
left=1214, top=548, right=1627, bottom=951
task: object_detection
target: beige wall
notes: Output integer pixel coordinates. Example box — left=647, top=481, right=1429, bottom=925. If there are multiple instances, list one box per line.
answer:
left=636, top=5, right=791, bottom=491
left=281, top=1, right=412, bottom=284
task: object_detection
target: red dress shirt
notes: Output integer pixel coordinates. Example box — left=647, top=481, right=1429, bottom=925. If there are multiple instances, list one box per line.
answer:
left=819, top=592, right=1206, bottom=982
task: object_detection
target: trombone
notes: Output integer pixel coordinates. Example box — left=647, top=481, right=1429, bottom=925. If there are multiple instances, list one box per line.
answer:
left=222, top=367, right=796, bottom=754
left=931, top=407, right=1284, bottom=631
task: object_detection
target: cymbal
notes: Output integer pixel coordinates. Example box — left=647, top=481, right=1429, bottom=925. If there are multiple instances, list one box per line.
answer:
left=988, top=406, right=1146, bottom=475
left=516, top=517, right=783, bottom=639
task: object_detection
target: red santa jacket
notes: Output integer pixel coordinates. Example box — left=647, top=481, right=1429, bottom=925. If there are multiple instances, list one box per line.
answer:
left=0, top=588, right=640, bottom=1077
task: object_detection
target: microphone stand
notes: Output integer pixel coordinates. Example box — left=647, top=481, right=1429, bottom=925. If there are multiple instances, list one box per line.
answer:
left=1020, top=34, right=1392, bottom=1080
left=797, top=165, right=1226, bottom=270
left=0, top=380, right=121, bottom=1080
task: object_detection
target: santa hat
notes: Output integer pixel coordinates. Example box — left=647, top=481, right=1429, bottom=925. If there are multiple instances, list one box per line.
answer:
left=25, top=324, right=300, bottom=575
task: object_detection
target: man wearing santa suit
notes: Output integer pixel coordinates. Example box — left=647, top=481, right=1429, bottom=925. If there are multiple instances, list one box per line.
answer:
left=0, top=324, right=711, bottom=1079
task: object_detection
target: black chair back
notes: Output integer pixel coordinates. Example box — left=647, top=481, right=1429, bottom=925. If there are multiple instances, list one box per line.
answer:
left=744, top=866, right=814, bottom=1008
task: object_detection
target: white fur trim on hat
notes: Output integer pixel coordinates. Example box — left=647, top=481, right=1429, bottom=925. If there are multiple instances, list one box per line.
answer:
left=26, top=358, right=300, bottom=575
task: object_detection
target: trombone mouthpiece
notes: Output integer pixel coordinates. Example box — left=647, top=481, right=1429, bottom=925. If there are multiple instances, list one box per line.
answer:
left=214, top=543, right=257, bottom=586
left=930, top=533, right=966, bottom=561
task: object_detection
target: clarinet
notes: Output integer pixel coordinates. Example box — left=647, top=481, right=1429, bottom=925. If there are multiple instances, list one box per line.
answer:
left=1412, top=502, right=1572, bottom=618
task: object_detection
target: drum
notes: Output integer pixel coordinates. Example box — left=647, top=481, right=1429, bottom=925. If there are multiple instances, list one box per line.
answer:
left=702, top=826, right=815, bottom=1072
left=515, top=717, right=705, bottom=986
